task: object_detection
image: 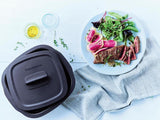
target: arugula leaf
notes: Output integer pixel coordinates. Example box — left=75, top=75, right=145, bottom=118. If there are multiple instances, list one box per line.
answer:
left=119, top=31, right=123, bottom=41
left=128, top=35, right=135, bottom=42
left=123, top=26, right=138, bottom=32
left=108, top=12, right=122, bottom=20
left=122, top=14, right=128, bottom=20
left=126, top=21, right=135, bottom=26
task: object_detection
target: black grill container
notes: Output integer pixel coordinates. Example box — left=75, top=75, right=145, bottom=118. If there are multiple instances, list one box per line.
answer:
left=2, top=45, right=75, bottom=118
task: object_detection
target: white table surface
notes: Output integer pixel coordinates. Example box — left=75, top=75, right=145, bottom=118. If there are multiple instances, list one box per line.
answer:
left=0, top=0, right=160, bottom=120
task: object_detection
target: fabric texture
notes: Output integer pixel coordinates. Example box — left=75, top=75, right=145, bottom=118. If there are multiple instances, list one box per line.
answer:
left=63, top=38, right=160, bottom=120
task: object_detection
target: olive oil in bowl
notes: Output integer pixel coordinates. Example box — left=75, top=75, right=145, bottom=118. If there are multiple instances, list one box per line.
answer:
left=25, top=23, right=41, bottom=39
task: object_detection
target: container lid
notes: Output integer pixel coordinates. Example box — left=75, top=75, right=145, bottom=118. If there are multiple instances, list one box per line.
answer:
left=3, top=46, right=69, bottom=111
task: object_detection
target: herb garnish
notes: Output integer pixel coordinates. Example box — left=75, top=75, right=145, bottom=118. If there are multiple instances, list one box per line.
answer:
left=14, top=46, right=18, bottom=51
left=69, top=54, right=75, bottom=63
left=53, top=31, right=58, bottom=46
left=53, top=30, right=56, bottom=41
left=14, top=42, right=25, bottom=51
left=59, top=38, right=68, bottom=50
left=54, top=40, right=58, bottom=46
left=70, top=58, right=74, bottom=63
left=104, top=54, right=112, bottom=64
left=125, top=51, right=128, bottom=56
left=80, top=85, right=90, bottom=92
left=108, top=61, right=123, bottom=67
left=17, top=42, right=25, bottom=47
left=114, top=61, right=122, bottom=67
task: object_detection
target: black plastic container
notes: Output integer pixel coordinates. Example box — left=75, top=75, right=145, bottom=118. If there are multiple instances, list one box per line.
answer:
left=2, top=45, right=75, bottom=118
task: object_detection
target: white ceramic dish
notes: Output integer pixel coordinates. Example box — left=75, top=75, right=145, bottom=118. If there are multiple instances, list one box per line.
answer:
left=81, top=11, right=146, bottom=75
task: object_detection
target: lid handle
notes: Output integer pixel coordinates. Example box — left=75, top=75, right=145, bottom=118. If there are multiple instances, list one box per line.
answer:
left=25, top=71, right=48, bottom=85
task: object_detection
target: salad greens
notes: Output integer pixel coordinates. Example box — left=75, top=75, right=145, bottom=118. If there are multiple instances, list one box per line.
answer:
left=96, top=12, right=138, bottom=44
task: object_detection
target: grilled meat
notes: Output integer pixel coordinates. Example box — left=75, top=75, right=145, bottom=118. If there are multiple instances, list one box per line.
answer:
left=130, top=44, right=136, bottom=60
left=94, top=45, right=125, bottom=64
left=93, top=36, right=140, bottom=65
left=134, top=36, right=140, bottom=53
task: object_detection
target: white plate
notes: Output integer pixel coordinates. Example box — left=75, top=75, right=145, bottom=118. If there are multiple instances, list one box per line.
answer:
left=81, top=11, right=146, bottom=75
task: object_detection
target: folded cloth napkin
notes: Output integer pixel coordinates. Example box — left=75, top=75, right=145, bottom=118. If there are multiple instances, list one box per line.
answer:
left=63, top=38, right=160, bottom=120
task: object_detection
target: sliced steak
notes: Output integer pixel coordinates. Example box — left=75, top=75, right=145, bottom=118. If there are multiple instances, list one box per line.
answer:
left=119, top=46, right=127, bottom=60
left=130, top=44, right=136, bottom=60
left=94, top=45, right=125, bottom=64
left=126, top=49, right=132, bottom=64
left=134, top=36, right=140, bottom=53
left=120, top=46, right=129, bottom=61
left=122, top=47, right=130, bottom=64
left=93, top=36, right=140, bottom=64
left=123, top=55, right=128, bottom=63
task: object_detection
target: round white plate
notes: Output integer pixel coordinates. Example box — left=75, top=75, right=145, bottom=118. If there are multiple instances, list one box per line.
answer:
left=81, top=11, right=146, bottom=75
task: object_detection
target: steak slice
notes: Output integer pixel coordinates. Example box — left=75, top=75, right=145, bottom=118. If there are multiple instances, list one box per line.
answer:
left=123, top=55, right=127, bottom=63
left=130, top=44, right=136, bottom=60
left=119, top=46, right=126, bottom=61
left=122, top=47, right=130, bottom=64
left=126, top=49, right=132, bottom=64
left=134, top=36, right=140, bottom=53
left=94, top=45, right=125, bottom=64
left=120, top=46, right=129, bottom=61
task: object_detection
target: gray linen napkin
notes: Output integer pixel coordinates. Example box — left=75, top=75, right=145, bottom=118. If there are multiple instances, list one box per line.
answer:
left=63, top=38, right=160, bottom=120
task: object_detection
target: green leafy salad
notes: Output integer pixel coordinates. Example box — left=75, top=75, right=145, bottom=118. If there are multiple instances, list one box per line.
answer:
left=92, top=11, right=138, bottom=44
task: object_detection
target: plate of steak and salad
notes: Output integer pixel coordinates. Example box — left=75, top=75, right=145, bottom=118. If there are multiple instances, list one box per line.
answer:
left=81, top=11, right=146, bottom=75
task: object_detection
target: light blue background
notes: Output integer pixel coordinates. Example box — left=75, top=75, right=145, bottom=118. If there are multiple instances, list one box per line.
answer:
left=0, top=0, right=160, bottom=120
